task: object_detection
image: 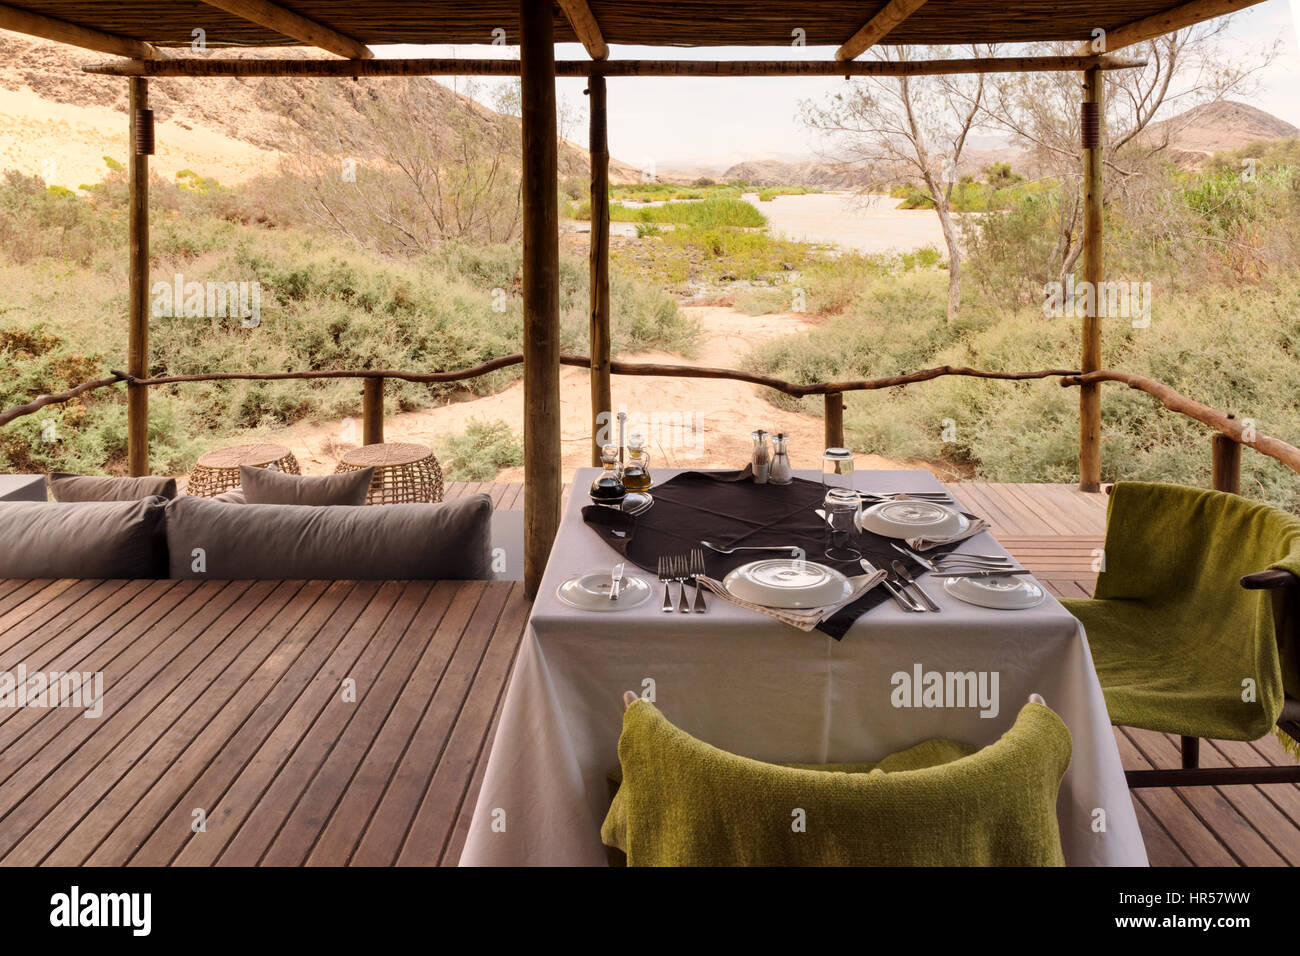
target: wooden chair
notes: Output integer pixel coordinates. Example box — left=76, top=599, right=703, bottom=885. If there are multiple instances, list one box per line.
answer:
left=1063, top=481, right=1300, bottom=788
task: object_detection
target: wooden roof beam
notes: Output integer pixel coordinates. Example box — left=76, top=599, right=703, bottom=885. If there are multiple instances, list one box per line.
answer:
left=0, top=2, right=165, bottom=59
left=557, top=0, right=608, bottom=60
left=83, top=53, right=1147, bottom=79
left=1097, top=0, right=1268, bottom=51
left=836, top=0, right=930, bottom=62
left=197, top=0, right=373, bottom=59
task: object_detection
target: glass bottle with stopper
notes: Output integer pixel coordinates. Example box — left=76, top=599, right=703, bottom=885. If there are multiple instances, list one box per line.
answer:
left=622, top=432, right=652, bottom=493
left=769, top=433, right=793, bottom=485
left=751, top=429, right=771, bottom=484
left=589, top=443, right=626, bottom=507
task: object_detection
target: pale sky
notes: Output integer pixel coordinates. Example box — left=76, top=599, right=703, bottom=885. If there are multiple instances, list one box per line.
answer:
left=380, top=0, right=1300, bottom=169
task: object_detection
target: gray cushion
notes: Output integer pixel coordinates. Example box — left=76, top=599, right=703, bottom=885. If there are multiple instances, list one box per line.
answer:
left=47, top=472, right=177, bottom=502
left=239, top=464, right=374, bottom=506
left=165, top=493, right=493, bottom=580
left=211, top=488, right=247, bottom=504
left=0, top=498, right=169, bottom=578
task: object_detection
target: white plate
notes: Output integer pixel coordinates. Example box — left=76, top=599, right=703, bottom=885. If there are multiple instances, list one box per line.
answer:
left=857, top=499, right=969, bottom=540
left=942, top=574, right=1045, bottom=610
left=556, top=570, right=652, bottom=611
left=722, top=559, right=852, bottom=609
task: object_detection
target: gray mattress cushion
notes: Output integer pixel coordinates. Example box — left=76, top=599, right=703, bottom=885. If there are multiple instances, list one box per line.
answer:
left=0, top=497, right=169, bottom=578
left=47, top=472, right=178, bottom=502
left=239, top=464, right=374, bottom=506
left=165, top=493, right=493, bottom=580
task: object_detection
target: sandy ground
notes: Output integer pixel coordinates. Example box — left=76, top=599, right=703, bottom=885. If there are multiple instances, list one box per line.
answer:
left=271, top=305, right=954, bottom=482
left=0, top=87, right=277, bottom=188
left=743, top=192, right=949, bottom=254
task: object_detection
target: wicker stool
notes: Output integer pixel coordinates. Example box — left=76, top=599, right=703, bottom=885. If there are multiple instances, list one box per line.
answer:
left=188, top=443, right=301, bottom=497
left=334, top=442, right=444, bottom=505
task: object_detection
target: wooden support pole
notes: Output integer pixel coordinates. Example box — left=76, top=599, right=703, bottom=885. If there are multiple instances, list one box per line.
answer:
left=588, top=73, right=612, bottom=467
left=824, top=393, right=845, bottom=450
left=362, top=377, right=384, bottom=445
left=1212, top=432, right=1242, bottom=494
left=127, top=77, right=150, bottom=477
left=521, top=0, right=561, bottom=599
left=1078, top=66, right=1104, bottom=493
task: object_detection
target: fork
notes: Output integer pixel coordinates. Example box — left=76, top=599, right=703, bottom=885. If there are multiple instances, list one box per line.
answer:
left=673, top=554, right=692, bottom=613
left=890, top=542, right=1010, bottom=569
left=656, top=556, right=673, bottom=612
left=690, top=548, right=708, bottom=613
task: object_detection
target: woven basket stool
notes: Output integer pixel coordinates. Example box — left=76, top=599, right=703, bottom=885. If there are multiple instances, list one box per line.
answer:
left=187, top=443, right=301, bottom=497
left=334, top=442, right=444, bottom=505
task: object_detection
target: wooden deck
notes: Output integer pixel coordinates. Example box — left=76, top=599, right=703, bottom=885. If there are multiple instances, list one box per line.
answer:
left=0, top=480, right=1295, bottom=866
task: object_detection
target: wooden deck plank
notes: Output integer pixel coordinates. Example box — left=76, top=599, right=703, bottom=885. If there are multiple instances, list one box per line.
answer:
left=108, top=581, right=377, bottom=867
left=96, top=580, right=395, bottom=868
left=200, top=581, right=439, bottom=866
left=1124, top=728, right=1286, bottom=866
left=1114, top=728, right=1239, bottom=866
left=0, top=580, right=263, bottom=828
left=251, top=582, right=464, bottom=866
left=155, top=582, right=404, bottom=867
left=0, top=579, right=131, bottom=669
left=302, top=580, right=491, bottom=865
left=399, top=581, right=530, bottom=866
left=0, top=578, right=187, bottom=756
left=0, top=580, right=311, bottom=864
left=346, top=581, right=512, bottom=866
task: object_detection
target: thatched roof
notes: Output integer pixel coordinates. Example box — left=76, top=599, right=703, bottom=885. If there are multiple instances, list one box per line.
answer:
left=0, top=1, right=1265, bottom=52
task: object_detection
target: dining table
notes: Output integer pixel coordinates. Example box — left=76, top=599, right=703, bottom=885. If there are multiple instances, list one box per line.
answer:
left=459, top=468, right=1148, bottom=866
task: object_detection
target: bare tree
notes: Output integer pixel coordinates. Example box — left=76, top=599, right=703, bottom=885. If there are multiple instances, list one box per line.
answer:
left=803, top=45, right=993, bottom=321
left=265, top=77, right=523, bottom=255
left=974, top=22, right=1277, bottom=286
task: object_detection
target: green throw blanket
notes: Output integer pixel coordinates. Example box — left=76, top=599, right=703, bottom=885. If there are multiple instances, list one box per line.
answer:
left=601, top=700, right=1071, bottom=866
left=1061, top=481, right=1300, bottom=753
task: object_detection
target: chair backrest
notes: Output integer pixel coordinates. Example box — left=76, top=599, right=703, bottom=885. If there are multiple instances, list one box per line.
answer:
left=1095, top=482, right=1300, bottom=607
left=1096, top=482, right=1300, bottom=711
left=601, top=700, right=1072, bottom=866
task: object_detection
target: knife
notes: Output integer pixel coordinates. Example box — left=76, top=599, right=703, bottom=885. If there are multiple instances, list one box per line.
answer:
left=609, top=562, right=625, bottom=601
left=861, top=558, right=922, bottom=612
left=891, top=560, right=941, bottom=612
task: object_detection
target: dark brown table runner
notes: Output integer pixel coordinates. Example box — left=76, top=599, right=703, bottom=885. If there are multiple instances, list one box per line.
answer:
left=581, top=469, right=928, bottom=639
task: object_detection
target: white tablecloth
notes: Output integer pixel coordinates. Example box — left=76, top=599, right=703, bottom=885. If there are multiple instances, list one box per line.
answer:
left=461, top=469, right=1147, bottom=866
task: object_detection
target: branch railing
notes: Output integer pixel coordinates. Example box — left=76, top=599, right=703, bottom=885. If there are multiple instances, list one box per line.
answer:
left=2, top=357, right=1299, bottom=491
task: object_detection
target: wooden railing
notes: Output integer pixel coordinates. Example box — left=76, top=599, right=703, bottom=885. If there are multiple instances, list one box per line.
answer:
left=3, top=358, right=1299, bottom=498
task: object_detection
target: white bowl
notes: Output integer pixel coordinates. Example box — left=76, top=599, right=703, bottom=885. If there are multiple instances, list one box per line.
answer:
left=857, top=499, right=968, bottom=539
left=942, top=574, right=1044, bottom=610
left=722, top=559, right=852, bottom=609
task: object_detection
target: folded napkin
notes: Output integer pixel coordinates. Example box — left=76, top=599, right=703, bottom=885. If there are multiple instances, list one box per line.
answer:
left=696, top=570, right=886, bottom=632
left=888, top=494, right=991, bottom=551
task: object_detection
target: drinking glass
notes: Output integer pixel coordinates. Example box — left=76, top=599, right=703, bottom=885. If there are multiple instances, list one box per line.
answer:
left=822, top=487, right=861, bottom=561
left=821, top=447, right=854, bottom=492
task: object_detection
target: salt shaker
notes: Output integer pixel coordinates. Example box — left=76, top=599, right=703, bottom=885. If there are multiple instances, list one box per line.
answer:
left=751, top=429, right=771, bottom=484
left=769, top=433, right=793, bottom=485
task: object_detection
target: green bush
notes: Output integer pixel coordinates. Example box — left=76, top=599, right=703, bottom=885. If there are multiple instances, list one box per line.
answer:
left=436, top=419, right=524, bottom=480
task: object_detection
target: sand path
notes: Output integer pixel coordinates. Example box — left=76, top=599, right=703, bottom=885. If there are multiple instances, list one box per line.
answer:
left=272, top=305, right=952, bottom=481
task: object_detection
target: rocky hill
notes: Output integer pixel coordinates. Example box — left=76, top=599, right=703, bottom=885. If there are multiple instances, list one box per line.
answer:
left=0, top=33, right=641, bottom=188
